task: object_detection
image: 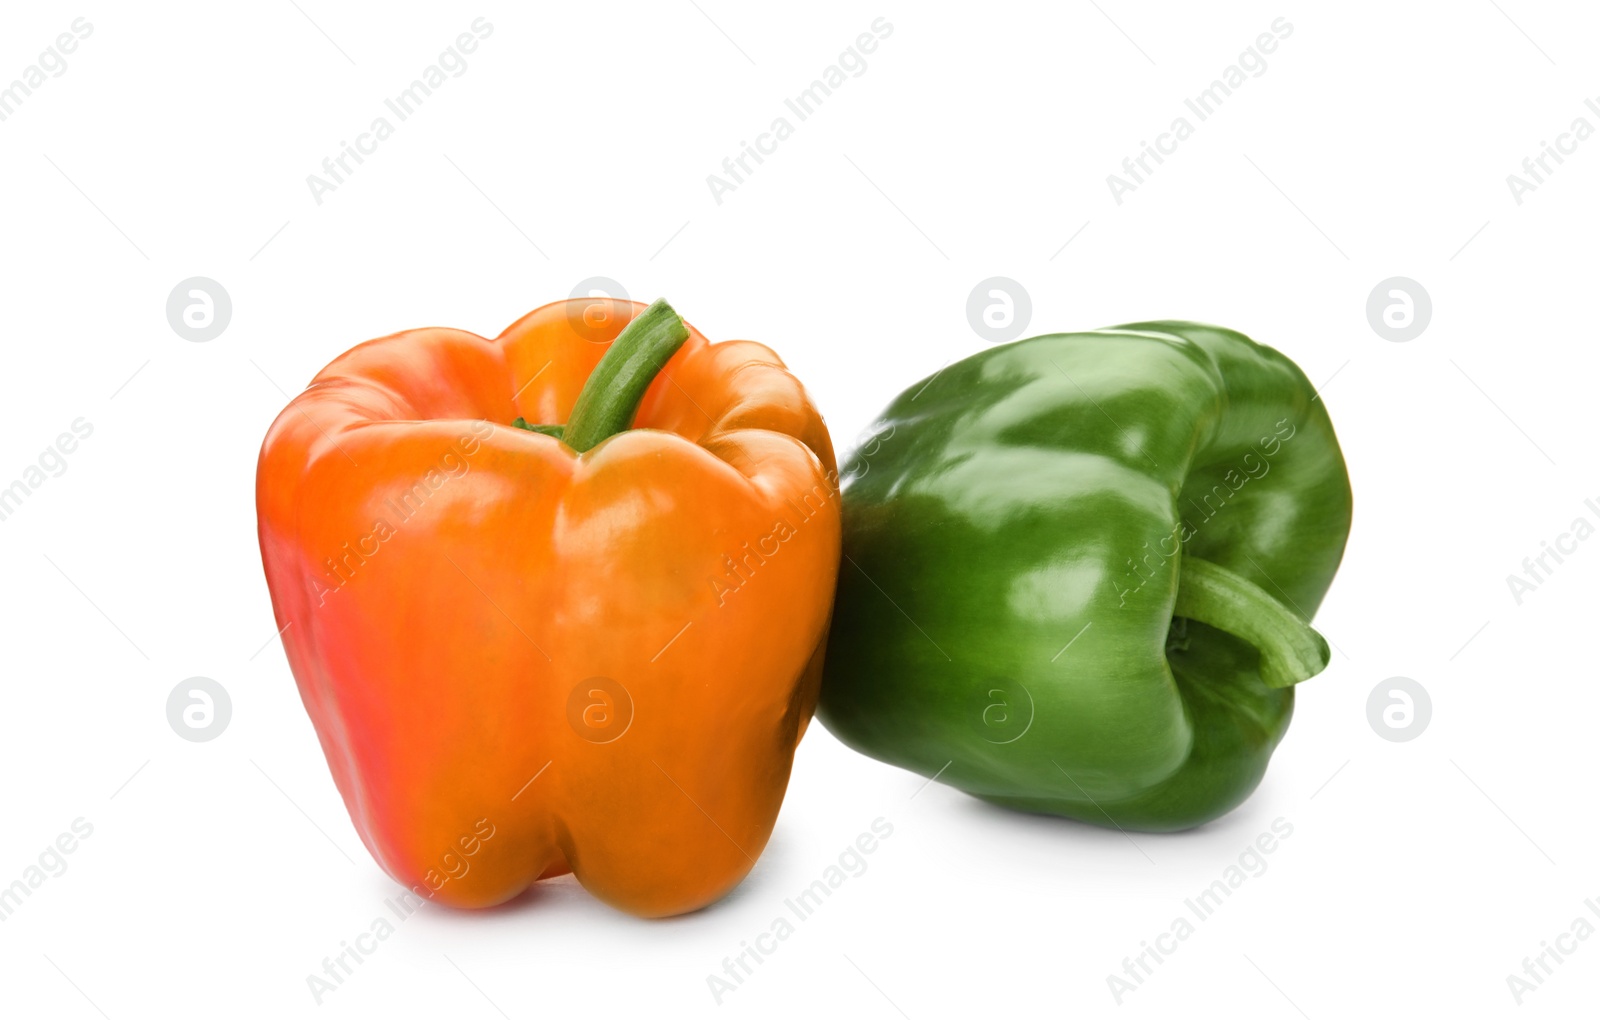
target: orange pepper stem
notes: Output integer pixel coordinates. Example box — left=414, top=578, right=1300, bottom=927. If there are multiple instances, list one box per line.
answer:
left=562, top=298, right=690, bottom=453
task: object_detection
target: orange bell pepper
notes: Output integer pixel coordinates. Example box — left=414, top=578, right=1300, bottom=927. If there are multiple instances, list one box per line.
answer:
left=256, top=297, right=840, bottom=917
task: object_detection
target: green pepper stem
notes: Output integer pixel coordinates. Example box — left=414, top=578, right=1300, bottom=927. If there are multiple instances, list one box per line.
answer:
left=1172, top=556, right=1330, bottom=688
left=562, top=298, right=690, bottom=453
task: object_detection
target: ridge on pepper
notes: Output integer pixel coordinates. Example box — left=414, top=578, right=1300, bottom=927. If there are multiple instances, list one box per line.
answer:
left=817, top=321, right=1352, bottom=832
left=256, top=297, right=840, bottom=917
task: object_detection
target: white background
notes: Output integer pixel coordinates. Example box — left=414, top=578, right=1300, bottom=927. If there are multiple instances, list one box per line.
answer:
left=1, top=1, right=1596, bottom=1016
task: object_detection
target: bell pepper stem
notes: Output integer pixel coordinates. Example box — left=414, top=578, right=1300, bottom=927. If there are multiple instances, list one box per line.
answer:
left=1172, top=556, right=1330, bottom=688
left=562, top=298, right=690, bottom=453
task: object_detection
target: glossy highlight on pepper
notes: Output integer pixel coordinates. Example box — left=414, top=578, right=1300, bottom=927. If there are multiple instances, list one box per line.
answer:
left=256, top=298, right=840, bottom=916
left=817, top=321, right=1351, bottom=832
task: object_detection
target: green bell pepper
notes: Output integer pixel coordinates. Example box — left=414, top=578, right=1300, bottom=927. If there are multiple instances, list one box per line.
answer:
left=818, top=321, right=1351, bottom=832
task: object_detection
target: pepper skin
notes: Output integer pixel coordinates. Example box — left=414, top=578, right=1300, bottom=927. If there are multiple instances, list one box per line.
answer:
left=817, top=322, right=1350, bottom=832
left=256, top=298, right=839, bottom=916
